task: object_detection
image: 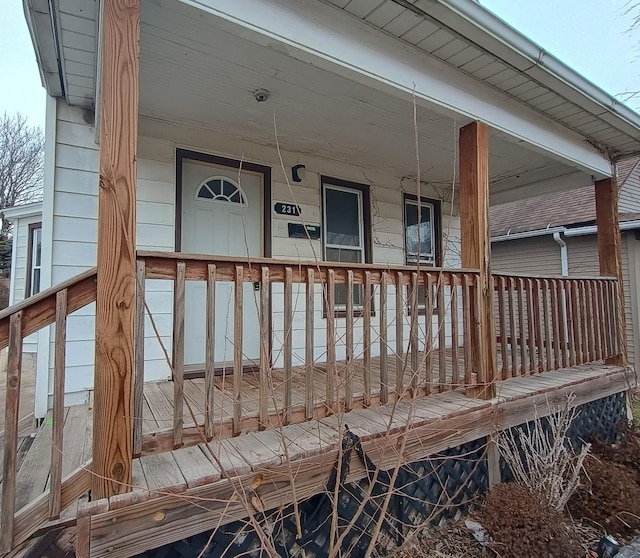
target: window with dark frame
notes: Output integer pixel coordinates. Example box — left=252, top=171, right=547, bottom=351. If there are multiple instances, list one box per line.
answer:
left=26, top=222, right=42, bottom=298
left=403, top=194, right=441, bottom=312
left=321, top=177, right=371, bottom=311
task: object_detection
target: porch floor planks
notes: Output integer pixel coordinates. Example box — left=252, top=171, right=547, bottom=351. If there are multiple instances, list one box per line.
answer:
left=4, top=360, right=631, bottom=545
left=138, top=452, right=188, bottom=496
left=171, top=445, right=221, bottom=488
left=14, top=410, right=58, bottom=511
left=59, top=404, right=93, bottom=520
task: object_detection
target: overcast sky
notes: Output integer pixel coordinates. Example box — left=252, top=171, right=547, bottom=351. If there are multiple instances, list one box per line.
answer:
left=1, top=0, right=640, bottom=131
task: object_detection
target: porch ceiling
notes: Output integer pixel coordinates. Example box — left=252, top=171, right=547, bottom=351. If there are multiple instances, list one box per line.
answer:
left=138, top=0, right=591, bottom=203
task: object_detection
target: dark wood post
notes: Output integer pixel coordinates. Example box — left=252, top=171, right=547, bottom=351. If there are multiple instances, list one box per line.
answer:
left=459, top=121, right=497, bottom=399
left=92, top=0, right=140, bottom=499
left=595, top=177, right=627, bottom=365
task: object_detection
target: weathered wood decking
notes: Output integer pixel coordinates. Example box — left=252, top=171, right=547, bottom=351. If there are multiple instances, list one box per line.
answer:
left=2, top=359, right=634, bottom=557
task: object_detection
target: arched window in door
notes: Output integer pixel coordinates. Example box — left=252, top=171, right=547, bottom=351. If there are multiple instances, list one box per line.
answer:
left=195, top=176, right=247, bottom=205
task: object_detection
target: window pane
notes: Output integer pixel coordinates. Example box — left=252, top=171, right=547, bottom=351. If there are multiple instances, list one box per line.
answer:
left=197, top=185, right=214, bottom=199
left=405, top=202, right=433, bottom=259
left=34, top=228, right=42, bottom=266
left=326, top=247, right=361, bottom=264
left=325, top=188, right=360, bottom=247
left=32, top=268, right=41, bottom=296
left=325, top=248, right=362, bottom=306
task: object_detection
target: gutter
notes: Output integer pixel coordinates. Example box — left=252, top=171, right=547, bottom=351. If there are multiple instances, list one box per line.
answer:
left=404, top=0, right=640, bottom=146
left=490, top=226, right=565, bottom=243
left=23, top=0, right=65, bottom=99
left=492, top=219, right=640, bottom=244
left=564, top=219, right=640, bottom=237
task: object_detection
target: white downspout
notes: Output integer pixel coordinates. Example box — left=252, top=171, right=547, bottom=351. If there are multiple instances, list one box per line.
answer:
left=553, top=231, right=570, bottom=359
left=553, top=232, right=569, bottom=277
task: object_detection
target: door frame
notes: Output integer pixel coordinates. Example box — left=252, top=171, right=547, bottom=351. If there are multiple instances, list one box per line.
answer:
left=174, top=148, right=273, bottom=377
left=174, top=147, right=272, bottom=256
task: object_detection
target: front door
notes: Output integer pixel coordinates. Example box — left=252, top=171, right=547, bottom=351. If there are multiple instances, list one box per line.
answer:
left=181, top=157, right=263, bottom=368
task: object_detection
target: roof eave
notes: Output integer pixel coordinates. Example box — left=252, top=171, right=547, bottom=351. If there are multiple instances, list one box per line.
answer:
left=23, top=0, right=64, bottom=98
left=412, top=0, right=640, bottom=155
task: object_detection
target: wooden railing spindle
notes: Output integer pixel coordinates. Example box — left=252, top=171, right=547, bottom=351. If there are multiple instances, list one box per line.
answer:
left=533, top=279, right=544, bottom=372
left=1, top=311, right=23, bottom=553
left=259, top=266, right=270, bottom=429
left=425, top=273, right=435, bottom=392
left=497, top=276, right=508, bottom=379
left=550, top=279, right=561, bottom=369
left=395, top=271, right=404, bottom=395
left=363, top=271, right=372, bottom=405
left=517, top=278, right=527, bottom=375
left=450, top=274, right=459, bottom=387
left=526, top=279, right=537, bottom=373
left=172, top=262, right=186, bottom=447
left=345, top=270, right=354, bottom=411
left=305, top=268, right=314, bottom=419
left=283, top=267, right=293, bottom=424
left=49, top=290, right=68, bottom=520
left=379, top=272, right=389, bottom=403
left=205, top=264, right=216, bottom=438
left=507, top=277, right=518, bottom=377
left=585, top=281, right=595, bottom=362
left=232, top=265, right=243, bottom=436
left=542, top=280, right=552, bottom=372
left=326, top=269, right=337, bottom=411
left=133, top=261, right=145, bottom=454
left=409, top=272, right=419, bottom=390
left=437, top=277, right=447, bottom=390
left=461, top=274, right=472, bottom=385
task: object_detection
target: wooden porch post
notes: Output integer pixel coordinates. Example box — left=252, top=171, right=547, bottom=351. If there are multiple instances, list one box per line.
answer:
left=92, top=0, right=140, bottom=499
left=459, top=121, right=497, bottom=398
left=595, top=177, right=627, bottom=365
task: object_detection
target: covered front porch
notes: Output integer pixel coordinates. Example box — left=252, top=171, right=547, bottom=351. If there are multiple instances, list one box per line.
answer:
left=3, top=0, right=638, bottom=555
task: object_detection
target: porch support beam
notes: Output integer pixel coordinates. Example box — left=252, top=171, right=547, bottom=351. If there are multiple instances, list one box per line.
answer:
left=459, top=121, right=497, bottom=399
left=595, top=177, right=627, bottom=365
left=92, top=0, right=140, bottom=499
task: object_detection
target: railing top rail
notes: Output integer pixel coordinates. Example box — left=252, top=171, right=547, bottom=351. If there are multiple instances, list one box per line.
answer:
left=0, top=267, right=97, bottom=350
left=137, top=250, right=481, bottom=277
left=492, top=271, right=617, bottom=282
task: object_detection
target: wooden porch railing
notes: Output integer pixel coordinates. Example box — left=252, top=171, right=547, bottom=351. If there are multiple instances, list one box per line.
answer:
left=0, top=268, right=97, bottom=553
left=493, top=273, right=620, bottom=378
left=135, top=252, right=487, bottom=452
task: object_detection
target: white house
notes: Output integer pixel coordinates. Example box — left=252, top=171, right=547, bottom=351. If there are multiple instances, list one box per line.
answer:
left=1, top=1, right=638, bottom=553
left=2, top=201, right=43, bottom=354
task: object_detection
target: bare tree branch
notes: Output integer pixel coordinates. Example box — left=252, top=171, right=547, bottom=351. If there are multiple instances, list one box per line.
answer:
left=0, top=113, right=44, bottom=235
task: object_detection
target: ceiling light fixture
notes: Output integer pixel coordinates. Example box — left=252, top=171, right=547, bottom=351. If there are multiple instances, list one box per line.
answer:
left=253, top=89, right=270, bottom=102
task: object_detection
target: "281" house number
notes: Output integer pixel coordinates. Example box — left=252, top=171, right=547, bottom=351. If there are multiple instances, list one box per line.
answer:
left=274, top=202, right=301, bottom=216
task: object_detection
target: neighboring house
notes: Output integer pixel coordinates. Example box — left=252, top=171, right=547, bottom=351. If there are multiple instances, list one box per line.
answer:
left=2, top=201, right=43, bottom=353
left=491, top=157, right=640, bottom=366
left=1, top=0, right=639, bottom=555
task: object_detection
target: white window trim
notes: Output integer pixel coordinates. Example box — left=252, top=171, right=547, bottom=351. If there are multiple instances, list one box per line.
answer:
left=322, top=184, right=365, bottom=258
left=28, top=225, right=42, bottom=297
left=322, top=182, right=366, bottom=310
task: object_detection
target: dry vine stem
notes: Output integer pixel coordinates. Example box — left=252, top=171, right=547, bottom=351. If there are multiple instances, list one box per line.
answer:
left=496, top=392, right=590, bottom=511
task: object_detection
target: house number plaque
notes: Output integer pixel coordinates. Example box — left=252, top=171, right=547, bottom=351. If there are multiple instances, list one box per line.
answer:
left=274, top=202, right=301, bottom=216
